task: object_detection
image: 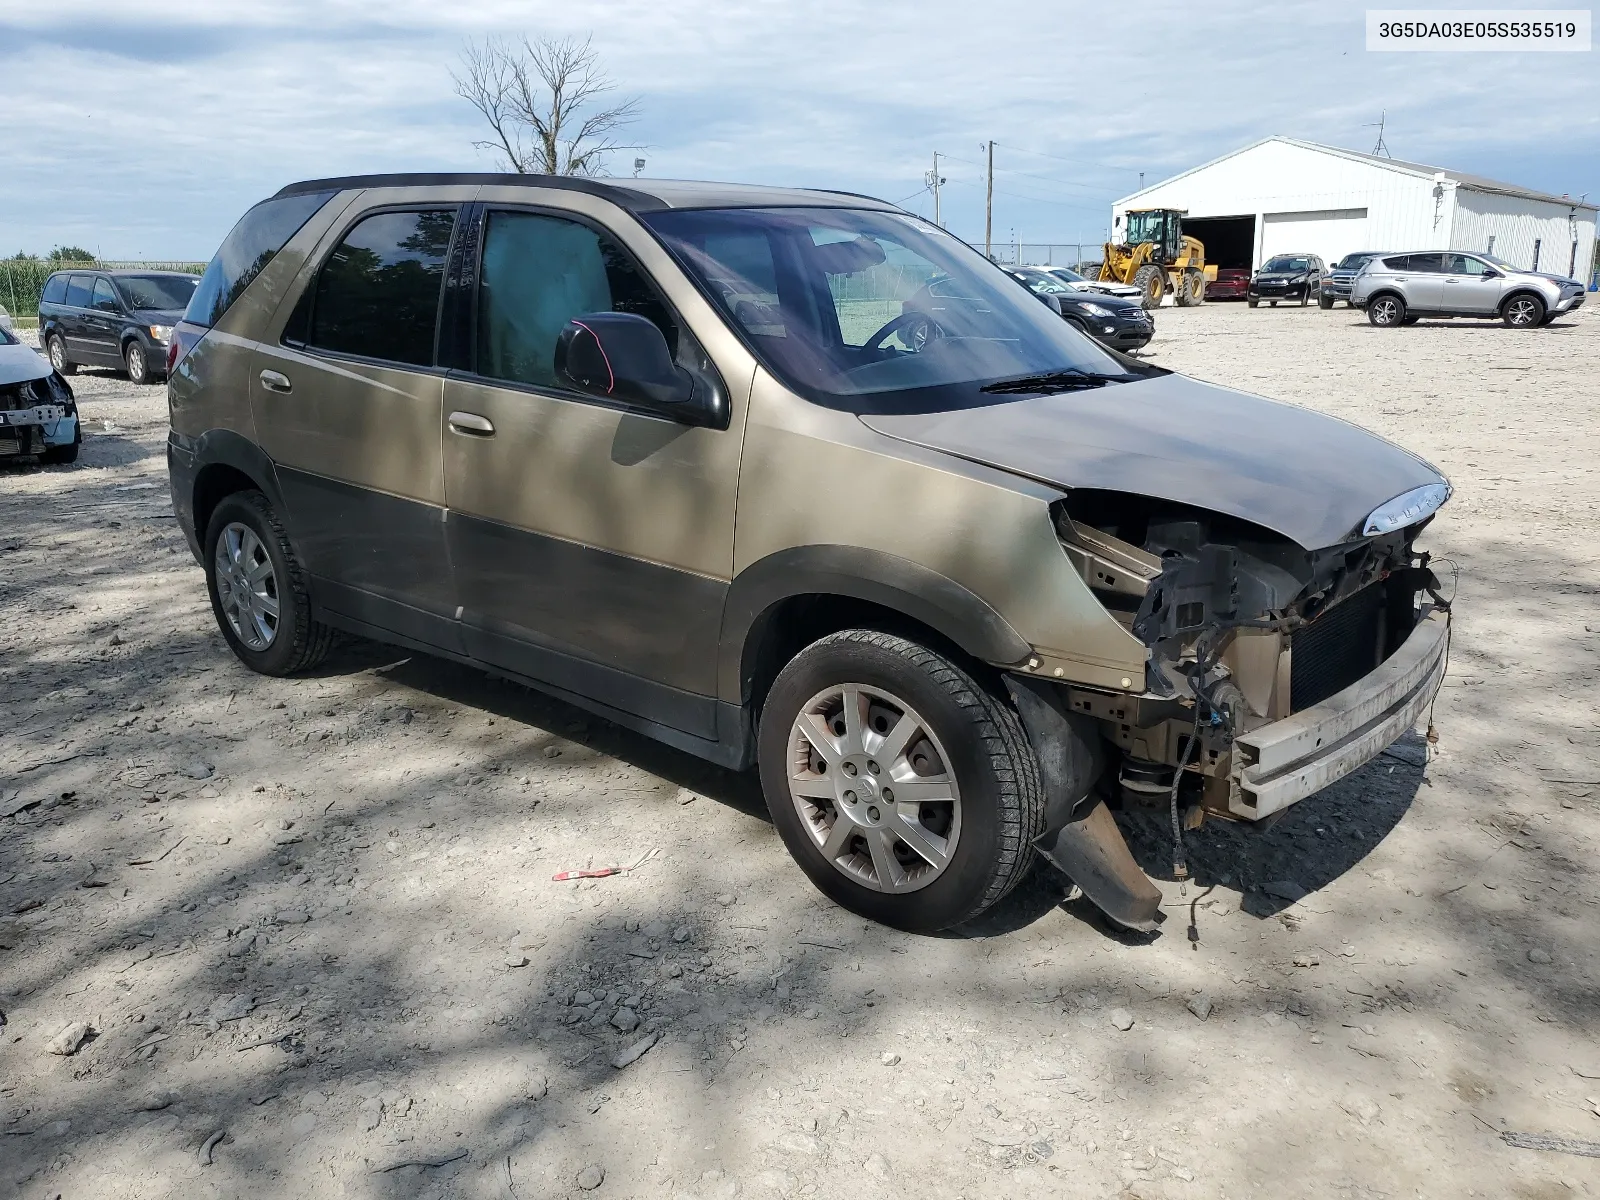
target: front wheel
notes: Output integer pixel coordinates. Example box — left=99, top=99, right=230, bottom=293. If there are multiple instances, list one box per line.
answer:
left=124, top=341, right=152, bottom=384
left=1131, top=264, right=1165, bottom=310
left=758, top=630, right=1045, bottom=933
left=1319, top=294, right=1335, bottom=309
left=1247, top=298, right=1259, bottom=308
left=1367, top=294, right=1406, bottom=327
left=1502, top=294, right=1545, bottom=328
left=203, top=490, right=333, bottom=676
left=47, top=335, right=76, bottom=376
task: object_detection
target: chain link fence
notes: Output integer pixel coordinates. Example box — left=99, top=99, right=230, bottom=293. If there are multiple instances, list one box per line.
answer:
left=0, top=259, right=204, bottom=324
left=980, top=242, right=1104, bottom=272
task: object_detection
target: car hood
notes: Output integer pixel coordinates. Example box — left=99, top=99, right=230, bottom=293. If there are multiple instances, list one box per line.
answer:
left=132, top=307, right=185, bottom=325
left=859, top=372, right=1447, bottom=550
left=0, top=342, right=52, bottom=387
left=1059, top=294, right=1142, bottom=314
left=1254, top=272, right=1308, bottom=282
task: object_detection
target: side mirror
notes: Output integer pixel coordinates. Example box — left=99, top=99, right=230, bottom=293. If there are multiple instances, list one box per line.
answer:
left=554, top=312, right=692, bottom=411
left=1037, top=292, right=1064, bottom=315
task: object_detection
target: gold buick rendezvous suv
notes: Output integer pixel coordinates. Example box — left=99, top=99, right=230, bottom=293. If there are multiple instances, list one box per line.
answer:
left=167, top=174, right=1452, bottom=933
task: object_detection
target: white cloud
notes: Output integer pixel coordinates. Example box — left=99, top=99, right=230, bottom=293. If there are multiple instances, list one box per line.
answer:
left=0, top=0, right=1593, bottom=257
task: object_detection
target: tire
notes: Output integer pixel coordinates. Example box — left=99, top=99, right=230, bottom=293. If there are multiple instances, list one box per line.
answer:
left=1318, top=294, right=1334, bottom=309
left=47, top=335, right=76, bottom=376
left=1131, top=264, right=1165, bottom=310
left=40, top=430, right=80, bottom=465
left=758, top=630, right=1045, bottom=933
left=1367, top=294, right=1406, bottom=327
left=1402, top=316, right=1421, bottom=326
left=1502, top=293, right=1545, bottom=328
left=124, top=340, right=151, bottom=384
left=1247, top=298, right=1258, bottom=308
left=1174, top=269, right=1203, bottom=307
left=203, top=490, right=333, bottom=676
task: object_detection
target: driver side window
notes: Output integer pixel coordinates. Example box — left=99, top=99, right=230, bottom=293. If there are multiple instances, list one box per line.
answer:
left=475, top=210, right=678, bottom=390
left=1446, top=254, right=1490, bottom=277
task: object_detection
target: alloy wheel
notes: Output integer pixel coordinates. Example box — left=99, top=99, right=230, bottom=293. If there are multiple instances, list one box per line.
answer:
left=1371, top=297, right=1400, bottom=325
left=1506, top=298, right=1538, bottom=327
left=213, top=521, right=280, bottom=651
left=49, top=338, right=66, bottom=371
left=126, top=343, right=146, bottom=383
left=786, top=683, right=962, bottom=894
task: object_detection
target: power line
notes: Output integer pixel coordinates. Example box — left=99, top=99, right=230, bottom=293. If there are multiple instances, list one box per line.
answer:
left=992, top=141, right=1142, bottom=176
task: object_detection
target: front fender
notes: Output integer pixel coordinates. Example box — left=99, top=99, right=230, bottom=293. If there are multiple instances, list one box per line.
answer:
left=719, top=544, right=1032, bottom=703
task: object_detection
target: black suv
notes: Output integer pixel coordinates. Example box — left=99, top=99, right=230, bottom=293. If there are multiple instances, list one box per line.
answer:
left=39, top=270, right=199, bottom=384
left=1247, top=253, right=1326, bottom=307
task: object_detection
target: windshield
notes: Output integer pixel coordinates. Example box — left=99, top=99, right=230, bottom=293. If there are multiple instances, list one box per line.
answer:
left=1047, top=266, right=1086, bottom=283
left=1261, top=256, right=1311, bottom=273
left=1124, top=211, right=1169, bottom=246
left=116, top=274, right=198, bottom=310
left=0, top=324, right=16, bottom=346
left=1335, top=253, right=1378, bottom=270
left=1010, top=268, right=1074, bottom=295
left=644, top=206, right=1151, bottom=410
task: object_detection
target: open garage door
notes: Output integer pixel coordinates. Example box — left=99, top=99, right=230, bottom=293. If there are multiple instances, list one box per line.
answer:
left=1182, top=215, right=1255, bottom=270
left=1261, top=208, right=1369, bottom=267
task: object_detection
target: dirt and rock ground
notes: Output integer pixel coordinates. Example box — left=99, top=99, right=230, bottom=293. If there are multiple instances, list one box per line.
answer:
left=2, top=301, right=1598, bottom=1200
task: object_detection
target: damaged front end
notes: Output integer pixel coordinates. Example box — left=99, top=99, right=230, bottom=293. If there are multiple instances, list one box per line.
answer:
left=1055, top=488, right=1450, bottom=817
left=1016, top=487, right=1451, bottom=930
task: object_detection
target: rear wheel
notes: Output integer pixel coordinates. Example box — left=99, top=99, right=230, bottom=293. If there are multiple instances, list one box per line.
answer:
left=1318, top=293, right=1334, bottom=309
left=203, top=490, right=333, bottom=676
left=1502, top=294, right=1545, bottom=328
left=47, top=335, right=76, bottom=376
left=1131, top=264, right=1165, bottom=310
left=758, top=630, right=1044, bottom=933
left=1367, top=294, right=1406, bottom=327
left=1174, top=269, right=1204, bottom=307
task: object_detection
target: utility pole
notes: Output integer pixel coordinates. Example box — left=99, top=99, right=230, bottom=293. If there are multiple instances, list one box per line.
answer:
left=984, top=140, right=994, bottom=259
left=925, top=151, right=946, bottom=228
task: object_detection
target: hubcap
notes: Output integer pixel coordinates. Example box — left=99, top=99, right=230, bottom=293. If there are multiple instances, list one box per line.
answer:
left=127, top=346, right=144, bottom=381
left=787, top=683, right=961, bottom=894
left=213, top=522, right=280, bottom=651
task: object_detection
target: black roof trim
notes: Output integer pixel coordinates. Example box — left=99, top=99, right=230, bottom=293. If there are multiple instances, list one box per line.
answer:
left=271, top=173, right=670, bottom=211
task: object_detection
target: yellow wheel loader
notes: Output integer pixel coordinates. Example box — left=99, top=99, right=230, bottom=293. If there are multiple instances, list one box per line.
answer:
left=1097, top=208, right=1217, bottom=311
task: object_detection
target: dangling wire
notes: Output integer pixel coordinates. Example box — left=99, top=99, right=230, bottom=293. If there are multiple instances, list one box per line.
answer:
left=1168, top=704, right=1202, bottom=892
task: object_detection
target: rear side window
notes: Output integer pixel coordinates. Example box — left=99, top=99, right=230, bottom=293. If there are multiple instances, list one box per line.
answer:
left=475, top=209, right=677, bottom=388
left=307, top=209, right=457, bottom=367
left=64, top=275, right=92, bottom=307
left=186, top=190, right=335, bottom=328
left=41, top=275, right=68, bottom=304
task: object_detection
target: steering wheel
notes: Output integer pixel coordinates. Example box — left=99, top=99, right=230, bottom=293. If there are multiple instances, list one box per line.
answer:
left=866, top=311, right=942, bottom=355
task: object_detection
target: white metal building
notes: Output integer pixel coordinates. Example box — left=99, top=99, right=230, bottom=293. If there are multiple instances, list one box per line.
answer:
left=1112, top=137, right=1598, bottom=279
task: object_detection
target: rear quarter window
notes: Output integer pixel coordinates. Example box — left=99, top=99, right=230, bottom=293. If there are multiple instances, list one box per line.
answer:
left=185, top=190, right=336, bottom=328
left=41, top=274, right=68, bottom=305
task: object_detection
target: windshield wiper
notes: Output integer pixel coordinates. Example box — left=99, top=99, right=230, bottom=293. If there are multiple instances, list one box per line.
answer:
left=979, top=370, right=1121, bottom=395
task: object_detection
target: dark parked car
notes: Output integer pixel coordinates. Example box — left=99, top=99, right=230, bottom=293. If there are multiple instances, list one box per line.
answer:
left=38, top=269, right=200, bottom=384
left=1247, top=254, right=1326, bottom=307
left=1206, top=268, right=1251, bottom=300
left=1005, top=266, right=1154, bottom=350
left=1321, top=251, right=1386, bottom=308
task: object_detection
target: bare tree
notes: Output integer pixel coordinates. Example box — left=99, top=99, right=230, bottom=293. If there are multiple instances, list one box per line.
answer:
left=452, top=35, right=641, bottom=177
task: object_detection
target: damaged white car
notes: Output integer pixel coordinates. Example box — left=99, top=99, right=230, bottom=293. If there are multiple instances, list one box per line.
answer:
left=0, top=326, right=80, bottom=464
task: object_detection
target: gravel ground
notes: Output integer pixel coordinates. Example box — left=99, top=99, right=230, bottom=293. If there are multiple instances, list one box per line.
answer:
left=2, top=302, right=1598, bottom=1200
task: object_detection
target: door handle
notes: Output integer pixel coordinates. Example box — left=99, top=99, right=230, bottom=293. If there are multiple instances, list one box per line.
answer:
left=448, top=411, right=495, bottom=436
left=259, top=369, right=293, bottom=394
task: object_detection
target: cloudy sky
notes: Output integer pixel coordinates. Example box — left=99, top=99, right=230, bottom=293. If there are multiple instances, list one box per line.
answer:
left=2, top=0, right=1596, bottom=259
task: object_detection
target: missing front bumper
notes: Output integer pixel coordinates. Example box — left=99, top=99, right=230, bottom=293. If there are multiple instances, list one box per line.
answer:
left=1229, top=608, right=1448, bottom=819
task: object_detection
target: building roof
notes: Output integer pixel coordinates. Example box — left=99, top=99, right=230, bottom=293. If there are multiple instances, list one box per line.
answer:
left=1115, top=137, right=1598, bottom=212
left=273, top=173, right=897, bottom=214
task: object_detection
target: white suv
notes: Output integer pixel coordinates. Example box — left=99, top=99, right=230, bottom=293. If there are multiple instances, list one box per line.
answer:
left=1351, top=251, right=1587, bottom=328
